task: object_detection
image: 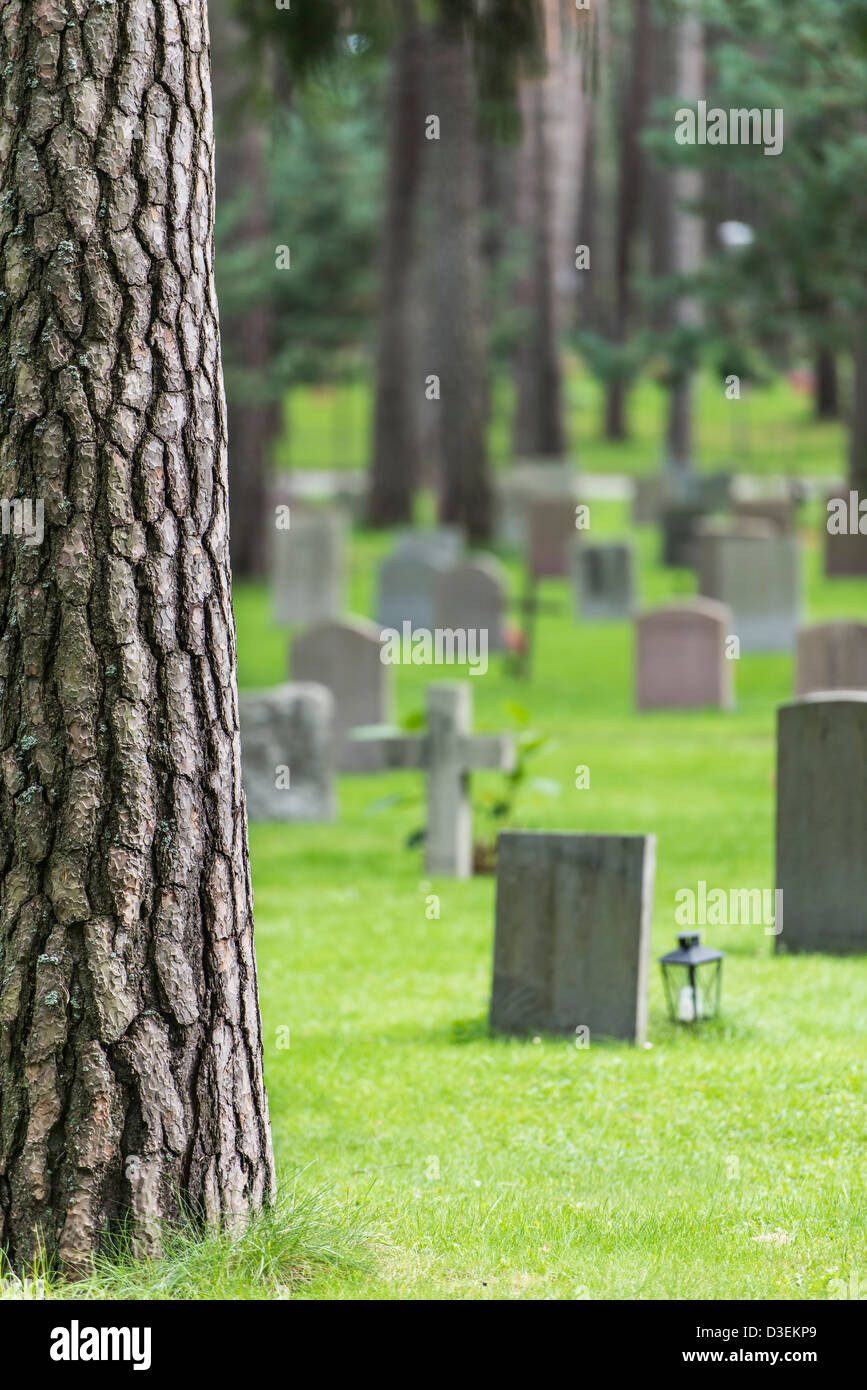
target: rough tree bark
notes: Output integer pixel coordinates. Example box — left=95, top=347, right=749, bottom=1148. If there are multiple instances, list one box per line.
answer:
left=367, top=0, right=426, bottom=528
left=430, top=11, right=493, bottom=541
left=0, top=0, right=275, bottom=1275
left=210, top=0, right=275, bottom=578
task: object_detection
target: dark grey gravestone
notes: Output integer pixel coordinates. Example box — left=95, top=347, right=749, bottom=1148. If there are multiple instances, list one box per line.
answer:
left=490, top=831, right=656, bottom=1043
left=776, top=693, right=867, bottom=954
left=239, top=683, right=335, bottom=821
left=572, top=540, right=636, bottom=621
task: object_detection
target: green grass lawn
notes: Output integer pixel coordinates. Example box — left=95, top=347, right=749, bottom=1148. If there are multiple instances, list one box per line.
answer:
left=274, top=361, right=848, bottom=479
left=227, top=500, right=866, bottom=1301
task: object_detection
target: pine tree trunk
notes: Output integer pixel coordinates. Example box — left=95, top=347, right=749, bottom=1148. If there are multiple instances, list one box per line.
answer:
left=430, top=14, right=493, bottom=541
left=0, top=0, right=275, bottom=1275
left=604, top=0, right=652, bottom=442
left=666, top=5, right=703, bottom=473
left=815, top=344, right=839, bottom=421
left=211, top=0, right=275, bottom=578
left=367, top=2, right=425, bottom=527
left=849, top=333, right=867, bottom=492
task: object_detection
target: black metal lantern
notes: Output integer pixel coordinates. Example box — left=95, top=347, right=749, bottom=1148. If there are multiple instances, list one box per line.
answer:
left=660, top=932, right=724, bottom=1024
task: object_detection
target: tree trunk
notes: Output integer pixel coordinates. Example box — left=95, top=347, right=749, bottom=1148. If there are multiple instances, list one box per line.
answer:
left=210, top=0, right=275, bottom=578
left=0, top=0, right=275, bottom=1275
left=849, top=333, right=867, bottom=492
left=666, top=5, right=704, bottom=473
left=367, top=2, right=426, bottom=527
left=604, top=0, right=652, bottom=441
left=815, top=344, right=839, bottom=420
left=512, top=79, right=565, bottom=460
left=430, top=14, right=493, bottom=541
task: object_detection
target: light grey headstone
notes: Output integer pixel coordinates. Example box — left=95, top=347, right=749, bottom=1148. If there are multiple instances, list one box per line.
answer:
left=291, top=617, right=390, bottom=773
left=572, top=540, right=636, bottom=621
left=239, top=682, right=335, bottom=821
left=490, top=831, right=656, bottom=1043
left=269, top=506, right=345, bottom=627
left=795, top=622, right=867, bottom=696
left=696, top=526, right=802, bottom=651
left=377, top=550, right=447, bottom=632
left=394, top=527, right=463, bottom=565
left=776, top=693, right=867, bottom=954
left=435, top=556, right=507, bottom=651
left=636, top=599, right=734, bottom=711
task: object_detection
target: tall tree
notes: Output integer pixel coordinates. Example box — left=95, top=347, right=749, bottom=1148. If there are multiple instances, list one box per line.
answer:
left=666, top=0, right=704, bottom=472
left=0, top=0, right=275, bottom=1273
left=210, top=0, right=277, bottom=578
left=429, top=8, right=494, bottom=539
left=367, top=1, right=427, bottom=527
left=605, top=0, right=652, bottom=440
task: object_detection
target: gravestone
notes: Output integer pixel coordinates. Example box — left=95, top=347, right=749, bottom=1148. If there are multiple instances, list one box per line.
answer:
left=795, top=622, right=867, bottom=696
left=239, top=683, right=335, bottom=821
left=377, top=550, right=448, bottom=633
left=733, top=498, right=794, bottom=534
left=696, top=525, right=802, bottom=651
left=660, top=500, right=706, bottom=568
left=776, top=693, right=867, bottom=953
left=824, top=493, right=867, bottom=576
left=572, top=540, right=635, bottom=621
left=352, top=683, right=515, bottom=878
left=636, top=599, right=734, bottom=710
left=394, top=527, right=463, bottom=565
left=526, top=497, right=578, bottom=578
left=291, top=617, right=391, bottom=773
left=435, top=556, right=507, bottom=651
left=496, top=460, right=578, bottom=548
left=489, top=831, right=656, bottom=1044
left=269, top=505, right=345, bottom=627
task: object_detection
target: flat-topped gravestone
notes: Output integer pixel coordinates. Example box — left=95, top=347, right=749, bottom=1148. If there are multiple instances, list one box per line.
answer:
left=696, top=526, right=802, bottom=651
left=435, top=556, right=507, bottom=651
left=636, top=599, right=734, bottom=710
left=239, top=682, right=335, bottom=821
left=490, top=831, right=656, bottom=1043
left=394, top=527, right=463, bottom=565
left=572, top=540, right=635, bottom=621
left=352, top=683, right=515, bottom=878
left=526, top=497, right=578, bottom=578
left=377, top=550, right=448, bottom=633
left=733, top=498, right=794, bottom=534
left=496, top=461, right=578, bottom=548
left=776, top=693, right=867, bottom=954
left=291, top=617, right=391, bottom=773
left=795, top=622, right=867, bottom=696
left=269, top=505, right=345, bottom=627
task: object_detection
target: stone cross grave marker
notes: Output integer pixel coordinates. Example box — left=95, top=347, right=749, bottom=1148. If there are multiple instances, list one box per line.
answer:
left=239, top=683, right=335, bottom=821
left=776, top=692, right=867, bottom=954
left=291, top=617, right=391, bottom=773
left=489, top=831, right=656, bottom=1044
left=353, top=683, right=515, bottom=878
left=795, top=622, right=867, bottom=696
left=636, top=599, right=734, bottom=710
